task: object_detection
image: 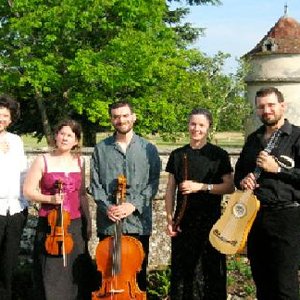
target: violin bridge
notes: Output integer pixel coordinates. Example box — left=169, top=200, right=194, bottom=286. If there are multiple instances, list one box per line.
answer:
left=109, top=288, right=125, bottom=294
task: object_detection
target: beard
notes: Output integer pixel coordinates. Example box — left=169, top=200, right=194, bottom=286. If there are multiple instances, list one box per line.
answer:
left=116, top=128, right=131, bottom=135
left=261, top=119, right=278, bottom=126
left=114, top=123, right=133, bottom=135
left=260, top=114, right=281, bottom=126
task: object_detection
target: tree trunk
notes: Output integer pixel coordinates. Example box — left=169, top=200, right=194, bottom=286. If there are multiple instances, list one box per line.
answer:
left=35, top=91, right=54, bottom=146
left=82, top=122, right=97, bottom=147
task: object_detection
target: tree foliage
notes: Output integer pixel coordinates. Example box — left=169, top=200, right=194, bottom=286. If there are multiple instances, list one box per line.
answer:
left=0, top=0, right=250, bottom=146
left=168, top=0, right=221, bottom=5
left=1, top=0, right=177, bottom=144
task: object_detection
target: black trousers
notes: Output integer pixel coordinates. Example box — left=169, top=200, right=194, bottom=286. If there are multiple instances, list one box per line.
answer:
left=170, top=222, right=226, bottom=300
left=0, top=209, right=27, bottom=300
left=98, top=234, right=150, bottom=292
left=247, top=206, right=300, bottom=300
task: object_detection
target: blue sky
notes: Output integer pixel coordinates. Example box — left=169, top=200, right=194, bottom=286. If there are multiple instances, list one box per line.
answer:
left=177, top=0, right=300, bottom=73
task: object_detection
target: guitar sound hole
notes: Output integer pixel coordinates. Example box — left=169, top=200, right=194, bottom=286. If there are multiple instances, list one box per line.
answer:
left=232, top=203, right=246, bottom=218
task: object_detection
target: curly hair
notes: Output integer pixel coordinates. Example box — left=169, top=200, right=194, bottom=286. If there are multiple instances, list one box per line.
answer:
left=0, top=94, right=20, bottom=123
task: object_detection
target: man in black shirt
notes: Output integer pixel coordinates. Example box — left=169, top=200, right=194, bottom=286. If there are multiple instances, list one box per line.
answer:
left=234, top=87, right=300, bottom=300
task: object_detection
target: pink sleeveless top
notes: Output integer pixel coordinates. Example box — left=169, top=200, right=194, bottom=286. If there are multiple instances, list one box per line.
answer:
left=38, top=155, right=82, bottom=219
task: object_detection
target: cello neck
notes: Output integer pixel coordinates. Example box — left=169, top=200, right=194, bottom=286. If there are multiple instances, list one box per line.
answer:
left=112, top=175, right=127, bottom=276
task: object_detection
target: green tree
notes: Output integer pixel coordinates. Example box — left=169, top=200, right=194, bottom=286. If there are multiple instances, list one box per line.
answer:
left=1, top=0, right=249, bottom=146
left=182, top=52, right=251, bottom=133
left=1, top=0, right=179, bottom=145
left=165, top=1, right=250, bottom=137
left=169, top=0, right=221, bottom=5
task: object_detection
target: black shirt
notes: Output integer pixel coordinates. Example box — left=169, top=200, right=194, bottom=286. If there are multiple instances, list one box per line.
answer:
left=234, top=119, right=300, bottom=206
left=166, top=143, right=233, bottom=212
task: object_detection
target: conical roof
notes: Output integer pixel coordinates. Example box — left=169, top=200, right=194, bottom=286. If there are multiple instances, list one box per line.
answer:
left=245, top=16, right=300, bottom=56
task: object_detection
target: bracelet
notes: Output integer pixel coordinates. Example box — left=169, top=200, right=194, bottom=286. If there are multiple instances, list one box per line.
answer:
left=277, top=167, right=281, bottom=173
left=207, top=184, right=214, bottom=192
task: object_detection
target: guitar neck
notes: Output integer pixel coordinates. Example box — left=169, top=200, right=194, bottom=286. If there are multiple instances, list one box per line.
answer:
left=254, top=130, right=281, bottom=180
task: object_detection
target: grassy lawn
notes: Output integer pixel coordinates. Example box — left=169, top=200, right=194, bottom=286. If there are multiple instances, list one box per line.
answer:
left=22, top=131, right=245, bottom=150
left=22, top=134, right=48, bottom=150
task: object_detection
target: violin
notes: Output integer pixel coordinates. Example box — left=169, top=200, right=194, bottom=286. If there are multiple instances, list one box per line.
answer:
left=45, top=179, right=74, bottom=266
left=92, top=175, right=146, bottom=300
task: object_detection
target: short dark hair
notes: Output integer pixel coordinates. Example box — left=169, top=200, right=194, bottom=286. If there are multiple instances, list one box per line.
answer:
left=108, top=100, right=134, bottom=116
left=0, top=94, right=20, bottom=123
left=188, top=108, right=213, bottom=127
left=255, top=87, right=284, bottom=103
left=54, top=119, right=82, bottom=150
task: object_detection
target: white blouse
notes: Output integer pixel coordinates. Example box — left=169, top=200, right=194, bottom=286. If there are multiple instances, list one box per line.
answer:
left=0, top=132, right=28, bottom=215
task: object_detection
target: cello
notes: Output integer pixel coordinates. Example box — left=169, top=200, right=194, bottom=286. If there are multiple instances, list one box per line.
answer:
left=92, top=175, right=146, bottom=300
left=45, top=179, right=74, bottom=266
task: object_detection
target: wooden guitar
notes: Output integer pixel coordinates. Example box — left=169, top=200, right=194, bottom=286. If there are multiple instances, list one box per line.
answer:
left=209, top=130, right=281, bottom=255
left=209, top=190, right=259, bottom=254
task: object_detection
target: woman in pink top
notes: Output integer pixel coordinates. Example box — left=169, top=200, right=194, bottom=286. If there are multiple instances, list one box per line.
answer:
left=23, top=119, right=91, bottom=300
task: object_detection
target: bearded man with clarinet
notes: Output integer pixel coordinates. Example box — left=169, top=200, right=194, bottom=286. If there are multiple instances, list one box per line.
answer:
left=234, top=87, right=300, bottom=300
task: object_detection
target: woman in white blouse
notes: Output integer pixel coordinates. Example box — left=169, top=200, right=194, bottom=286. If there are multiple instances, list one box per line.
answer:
left=0, top=94, right=28, bottom=300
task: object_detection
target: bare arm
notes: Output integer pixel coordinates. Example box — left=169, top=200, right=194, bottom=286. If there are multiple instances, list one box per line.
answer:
left=209, top=173, right=235, bottom=195
left=180, top=173, right=235, bottom=195
left=164, top=173, right=177, bottom=237
left=23, top=155, right=61, bottom=204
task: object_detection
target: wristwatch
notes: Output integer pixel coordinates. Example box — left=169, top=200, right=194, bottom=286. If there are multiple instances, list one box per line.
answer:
left=207, top=184, right=213, bottom=192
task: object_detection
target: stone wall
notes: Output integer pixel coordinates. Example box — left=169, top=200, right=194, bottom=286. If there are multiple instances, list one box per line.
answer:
left=21, top=148, right=241, bottom=270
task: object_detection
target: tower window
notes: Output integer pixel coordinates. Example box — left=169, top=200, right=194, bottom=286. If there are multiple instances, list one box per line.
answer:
left=262, top=38, right=278, bottom=52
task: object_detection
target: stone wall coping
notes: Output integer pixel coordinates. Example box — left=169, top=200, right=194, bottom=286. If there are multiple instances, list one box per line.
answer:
left=25, top=147, right=242, bottom=156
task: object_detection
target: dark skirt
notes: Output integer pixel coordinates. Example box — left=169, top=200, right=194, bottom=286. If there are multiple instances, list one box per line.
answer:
left=32, top=216, right=86, bottom=300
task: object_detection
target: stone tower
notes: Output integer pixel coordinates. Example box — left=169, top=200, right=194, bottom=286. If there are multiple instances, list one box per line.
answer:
left=244, top=13, right=300, bottom=134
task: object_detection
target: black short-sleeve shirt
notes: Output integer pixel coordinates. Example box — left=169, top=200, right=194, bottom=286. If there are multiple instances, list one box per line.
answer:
left=166, top=143, right=233, bottom=212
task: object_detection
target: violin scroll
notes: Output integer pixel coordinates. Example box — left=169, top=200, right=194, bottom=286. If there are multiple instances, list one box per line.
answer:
left=55, top=179, right=63, bottom=194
